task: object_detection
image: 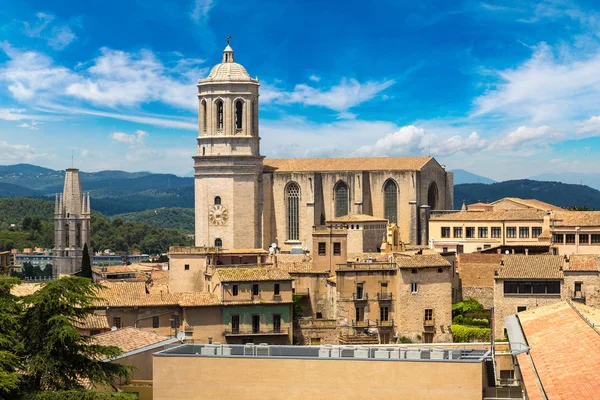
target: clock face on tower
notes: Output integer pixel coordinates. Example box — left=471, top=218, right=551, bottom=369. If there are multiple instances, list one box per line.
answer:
left=209, top=204, right=228, bottom=226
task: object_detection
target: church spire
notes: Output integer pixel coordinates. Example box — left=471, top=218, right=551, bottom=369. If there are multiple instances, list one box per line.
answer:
left=222, top=36, right=234, bottom=63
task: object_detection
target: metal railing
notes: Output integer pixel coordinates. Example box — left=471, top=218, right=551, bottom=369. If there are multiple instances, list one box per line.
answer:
left=352, top=293, right=369, bottom=301
left=377, top=319, right=394, bottom=327
left=423, top=318, right=435, bottom=327
left=224, top=326, right=290, bottom=336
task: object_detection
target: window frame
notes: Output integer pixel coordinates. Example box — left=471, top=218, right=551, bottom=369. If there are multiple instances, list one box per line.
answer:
left=252, top=284, right=259, bottom=296
left=274, top=283, right=280, bottom=296
left=441, top=227, right=450, bottom=238
left=411, top=282, right=418, bottom=294
left=318, top=242, right=326, bottom=256
left=232, top=284, right=239, bottom=296
left=333, top=242, right=341, bottom=256
left=152, top=316, right=159, bottom=329
left=453, top=227, right=463, bottom=238
left=506, top=227, right=517, bottom=238
left=491, top=227, right=502, bottom=238
left=478, top=227, right=488, bottom=238
left=519, top=227, right=529, bottom=238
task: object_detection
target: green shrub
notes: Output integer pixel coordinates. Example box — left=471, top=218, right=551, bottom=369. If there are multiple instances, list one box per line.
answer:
left=452, top=315, right=464, bottom=324
left=398, top=336, right=412, bottom=344
left=21, top=391, right=137, bottom=400
left=451, top=324, right=490, bottom=343
left=452, top=298, right=484, bottom=316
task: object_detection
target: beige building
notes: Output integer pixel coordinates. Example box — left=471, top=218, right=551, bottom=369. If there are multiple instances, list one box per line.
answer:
left=455, top=253, right=502, bottom=308
left=193, top=43, right=454, bottom=253
left=153, top=343, right=492, bottom=400
left=327, top=214, right=387, bottom=253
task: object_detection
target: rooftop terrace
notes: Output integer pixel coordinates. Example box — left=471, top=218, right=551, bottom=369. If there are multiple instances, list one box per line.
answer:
left=155, top=343, right=490, bottom=363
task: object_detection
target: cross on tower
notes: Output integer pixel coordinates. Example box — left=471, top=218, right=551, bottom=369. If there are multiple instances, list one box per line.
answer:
left=226, top=36, right=231, bottom=45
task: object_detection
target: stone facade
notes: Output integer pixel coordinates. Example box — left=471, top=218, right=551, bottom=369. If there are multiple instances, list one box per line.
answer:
left=193, top=44, right=454, bottom=253
left=53, top=168, right=91, bottom=277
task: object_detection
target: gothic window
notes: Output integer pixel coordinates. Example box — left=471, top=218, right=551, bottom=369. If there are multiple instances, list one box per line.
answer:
left=383, top=180, right=398, bottom=224
left=215, top=99, right=224, bottom=131
left=286, top=183, right=300, bottom=241
left=235, top=100, right=243, bottom=130
left=214, top=238, right=222, bottom=247
left=76, top=223, right=81, bottom=248
left=64, top=223, right=70, bottom=247
left=335, top=182, right=349, bottom=218
left=201, top=99, right=207, bottom=132
left=427, top=182, right=439, bottom=210
left=251, top=100, right=256, bottom=135
left=214, top=196, right=221, bottom=205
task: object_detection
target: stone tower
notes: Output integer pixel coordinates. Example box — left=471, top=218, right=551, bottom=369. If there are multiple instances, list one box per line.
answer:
left=53, top=168, right=91, bottom=277
left=194, top=42, right=263, bottom=249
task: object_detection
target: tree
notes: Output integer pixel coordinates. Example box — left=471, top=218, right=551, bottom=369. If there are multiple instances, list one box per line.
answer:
left=21, top=217, right=32, bottom=231
left=20, top=277, right=132, bottom=391
left=81, top=244, right=92, bottom=279
left=0, top=277, right=23, bottom=398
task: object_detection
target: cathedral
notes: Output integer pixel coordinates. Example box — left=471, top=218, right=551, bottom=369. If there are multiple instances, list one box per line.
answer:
left=194, top=43, right=454, bottom=252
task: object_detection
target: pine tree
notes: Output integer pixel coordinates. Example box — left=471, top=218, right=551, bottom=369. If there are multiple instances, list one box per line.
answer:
left=0, top=277, right=23, bottom=398
left=20, top=277, right=132, bottom=391
left=81, top=243, right=92, bottom=279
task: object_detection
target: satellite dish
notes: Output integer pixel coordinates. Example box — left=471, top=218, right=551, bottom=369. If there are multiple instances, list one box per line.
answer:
left=505, top=250, right=510, bottom=255
left=111, top=326, right=118, bottom=331
left=177, top=331, right=186, bottom=341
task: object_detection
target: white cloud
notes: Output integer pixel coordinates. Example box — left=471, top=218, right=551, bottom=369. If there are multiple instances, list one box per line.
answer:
left=578, top=115, right=600, bottom=136
left=22, top=12, right=77, bottom=50
left=491, top=125, right=556, bottom=150
left=17, top=121, right=40, bottom=130
left=309, top=75, right=321, bottom=82
left=473, top=42, right=600, bottom=123
left=191, top=0, right=214, bottom=22
left=262, top=78, right=395, bottom=115
left=0, top=141, right=37, bottom=161
left=109, top=130, right=148, bottom=146
left=0, top=108, right=27, bottom=121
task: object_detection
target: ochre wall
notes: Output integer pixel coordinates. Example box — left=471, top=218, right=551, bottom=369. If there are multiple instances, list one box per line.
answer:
left=153, top=356, right=484, bottom=400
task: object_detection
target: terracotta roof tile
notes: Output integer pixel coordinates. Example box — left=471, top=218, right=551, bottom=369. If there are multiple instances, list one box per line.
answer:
left=11, top=283, right=41, bottom=297
left=431, top=209, right=546, bottom=221
left=75, top=313, right=109, bottom=330
left=92, top=264, right=155, bottom=275
left=565, top=254, right=600, bottom=272
left=348, top=253, right=392, bottom=263
left=96, top=281, right=178, bottom=307
left=215, top=267, right=292, bottom=282
left=457, top=254, right=502, bottom=288
left=496, top=255, right=563, bottom=279
left=328, top=214, right=388, bottom=223
left=553, top=211, right=600, bottom=227
left=264, top=156, right=433, bottom=172
left=517, top=302, right=600, bottom=400
left=492, top=197, right=563, bottom=211
left=395, top=253, right=451, bottom=269
left=175, top=292, right=221, bottom=307
left=93, top=327, right=172, bottom=354
left=275, top=254, right=324, bottom=273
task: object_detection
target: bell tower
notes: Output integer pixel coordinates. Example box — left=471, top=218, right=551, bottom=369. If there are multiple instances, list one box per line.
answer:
left=193, top=40, right=263, bottom=249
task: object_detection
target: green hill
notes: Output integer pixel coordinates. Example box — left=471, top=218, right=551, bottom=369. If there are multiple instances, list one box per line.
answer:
left=454, top=180, right=600, bottom=210
left=115, top=208, right=195, bottom=233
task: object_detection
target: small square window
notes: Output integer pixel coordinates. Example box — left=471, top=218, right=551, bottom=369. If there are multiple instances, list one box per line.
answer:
left=333, top=242, right=341, bottom=256
left=252, top=284, right=259, bottom=296
left=318, top=242, right=326, bottom=256
left=517, top=306, right=527, bottom=313
left=112, top=317, right=121, bottom=329
left=232, top=284, right=238, bottom=296
left=184, top=264, right=190, bottom=271
left=316, top=312, right=323, bottom=319
left=437, top=267, right=443, bottom=273
left=411, top=268, right=417, bottom=274
left=170, top=315, right=180, bottom=329
left=152, top=316, right=159, bottom=329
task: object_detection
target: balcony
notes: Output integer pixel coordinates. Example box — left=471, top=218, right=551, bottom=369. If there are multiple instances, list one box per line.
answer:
left=570, top=290, right=586, bottom=304
left=376, top=319, right=394, bottom=328
left=352, top=293, right=369, bottom=302
left=377, top=292, right=393, bottom=302
left=351, top=319, right=372, bottom=328
left=224, top=327, right=290, bottom=336
left=351, top=319, right=394, bottom=328
left=423, top=318, right=435, bottom=328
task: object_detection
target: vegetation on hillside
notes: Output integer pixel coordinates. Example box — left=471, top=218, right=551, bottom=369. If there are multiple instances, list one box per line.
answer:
left=454, top=179, right=600, bottom=209
left=0, top=276, right=134, bottom=399
left=0, top=198, right=192, bottom=253
left=114, top=207, right=195, bottom=233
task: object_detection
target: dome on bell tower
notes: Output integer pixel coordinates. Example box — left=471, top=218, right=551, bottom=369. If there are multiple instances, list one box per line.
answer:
left=202, top=43, right=256, bottom=82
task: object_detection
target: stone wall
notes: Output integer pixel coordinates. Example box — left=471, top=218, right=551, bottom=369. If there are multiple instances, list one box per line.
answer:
left=294, top=318, right=338, bottom=345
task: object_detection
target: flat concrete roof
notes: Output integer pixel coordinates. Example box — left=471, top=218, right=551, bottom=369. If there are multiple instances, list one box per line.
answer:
left=155, top=344, right=490, bottom=363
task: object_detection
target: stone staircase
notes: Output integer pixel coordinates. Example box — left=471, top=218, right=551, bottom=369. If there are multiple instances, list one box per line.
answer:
left=339, top=334, right=379, bottom=345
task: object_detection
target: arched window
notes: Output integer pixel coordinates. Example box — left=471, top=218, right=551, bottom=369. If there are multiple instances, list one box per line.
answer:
left=335, top=182, right=349, bottom=217
left=383, top=180, right=398, bottom=224
left=214, top=196, right=221, bottom=205
left=235, top=100, right=243, bottom=130
left=286, top=183, right=300, bottom=241
left=428, top=182, right=439, bottom=210
left=215, top=100, right=224, bottom=131
left=214, top=238, right=222, bottom=247
left=201, top=99, right=207, bottom=133
left=251, top=100, right=256, bottom=135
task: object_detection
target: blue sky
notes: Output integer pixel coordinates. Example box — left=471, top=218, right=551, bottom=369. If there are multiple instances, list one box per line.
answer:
left=1, top=0, right=600, bottom=180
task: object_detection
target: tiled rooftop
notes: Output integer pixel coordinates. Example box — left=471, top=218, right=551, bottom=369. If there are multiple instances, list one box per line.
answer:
left=566, top=254, right=600, bottom=272
left=75, top=313, right=109, bottom=330
left=11, top=282, right=41, bottom=296
left=496, top=254, right=563, bottom=279
left=264, top=156, right=433, bottom=172
left=215, top=267, right=292, bottom=282
left=275, top=254, right=324, bottom=274
left=516, top=302, right=600, bottom=400
left=176, top=292, right=221, bottom=307
left=395, top=253, right=451, bottom=269
left=430, top=209, right=546, bottom=221
left=328, top=214, right=388, bottom=223
left=94, top=327, right=173, bottom=354
left=553, top=211, right=600, bottom=227
left=96, top=281, right=179, bottom=307
left=457, top=254, right=502, bottom=288
left=493, top=197, right=563, bottom=211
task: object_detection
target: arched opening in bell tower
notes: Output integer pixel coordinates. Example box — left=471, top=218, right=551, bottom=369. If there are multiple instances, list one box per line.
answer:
left=215, top=99, right=224, bottom=131
left=235, top=100, right=243, bottom=131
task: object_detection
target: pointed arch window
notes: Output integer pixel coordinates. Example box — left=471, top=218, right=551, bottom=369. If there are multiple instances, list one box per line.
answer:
left=201, top=99, right=207, bottom=133
left=384, top=180, right=398, bottom=224
left=335, top=182, right=349, bottom=217
left=428, top=182, right=439, bottom=210
left=215, top=100, right=224, bottom=131
left=286, top=183, right=300, bottom=241
left=214, top=238, right=222, bottom=247
left=235, top=100, right=243, bottom=131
